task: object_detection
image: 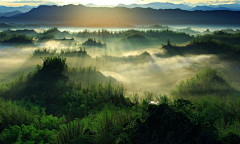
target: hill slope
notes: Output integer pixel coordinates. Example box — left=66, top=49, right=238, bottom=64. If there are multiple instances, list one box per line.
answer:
left=1, top=5, right=240, bottom=25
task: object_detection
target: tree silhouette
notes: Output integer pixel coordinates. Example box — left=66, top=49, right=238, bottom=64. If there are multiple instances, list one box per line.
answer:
left=167, top=39, right=171, bottom=46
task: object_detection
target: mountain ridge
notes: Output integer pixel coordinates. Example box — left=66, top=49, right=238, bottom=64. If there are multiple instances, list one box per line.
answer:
left=0, top=5, right=34, bottom=13
left=0, top=4, right=240, bottom=26
left=1, top=2, right=240, bottom=14
left=0, top=10, right=22, bottom=17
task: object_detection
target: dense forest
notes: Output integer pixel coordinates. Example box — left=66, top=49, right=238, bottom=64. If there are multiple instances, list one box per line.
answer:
left=1, top=55, right=240, bottom=143
left=0, top=28, right=240, bottom=143
left=0, top=28, right=194, bottom=48
left=82, top=38, right=106, bottom=48
left=0, top=33, right=33, bottom=44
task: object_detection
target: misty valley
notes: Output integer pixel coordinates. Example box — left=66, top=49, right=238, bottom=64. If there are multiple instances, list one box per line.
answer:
left=1, top=25, right=240, bottom=144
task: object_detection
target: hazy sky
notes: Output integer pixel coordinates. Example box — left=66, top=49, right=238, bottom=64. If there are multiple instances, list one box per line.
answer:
left=0, top=0, right=239, bottom=7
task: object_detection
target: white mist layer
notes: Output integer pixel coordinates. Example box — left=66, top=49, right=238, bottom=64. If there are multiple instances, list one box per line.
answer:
left=100, top=54, right=215, bottom=97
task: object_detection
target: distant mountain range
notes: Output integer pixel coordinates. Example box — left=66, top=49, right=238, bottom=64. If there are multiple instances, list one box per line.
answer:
left=0, top=4, right=240, bottom=26
left=0, top=10, right=22, bottom=17
left=115, top=2, right=193, bottom=10
left=83, top=2, right=240, bottom=11
left=1, top=2, right=240, bottom=14
left=116, top=3, right=240, bottom=11
left=0, top=5, right=35, bottom=13
left=190, top=5, right=239, bottom=11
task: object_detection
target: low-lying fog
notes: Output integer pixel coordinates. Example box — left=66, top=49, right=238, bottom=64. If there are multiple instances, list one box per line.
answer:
left=1, top=48, right=239, bottom=100
left=2, top=24, right=240, bottom=34
left=1, top=26, right=240, bottom=100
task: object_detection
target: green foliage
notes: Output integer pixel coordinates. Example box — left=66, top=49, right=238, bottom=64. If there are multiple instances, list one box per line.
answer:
left=60, top=47, right=88, bottom=57
left=221, top=132, right=240, bottom=143
left=76, top=29, right=193, bottom=44
left=0, top=124, right=58, bottom=144
left=0, top=56, right=68, bottom=104
left=31, top=48, right=57, bottom=58
left=170, top=66, right=235, bottom=98
left=120, top=32, right=147, bottom=40
left=82, top=38, right=106, bottom=47
left=0, top=98, right=44, bottom=132
left=0, top=33, right=33, bottom=43
left=0, top=32, right=9, bottom=40
left=190, top=32, right=240, bottom=53
left=0, top=98, right=65, bottom=144
left=0, top=125, right=21, bottom=144
left=44, top=27, right=58, bottom=34
left=37, top=27, right=58, bottom=40
left=38, top=33, right=55, bottom=40
left=39, top=115, right=66, bottom=130
left=1, top=51, right=240, bottom=143
left=57, top=119, right=86, bottom=144
left=67, top=66, right=98, bottom=83
left=41, top=56, right=68, bottom=73
left=117, top=100, right=220, bottom=144
left=168, top=66, right=240, bottom=142
left=167, top=38, right=171, bottom=45
left=0, top=56, right=133, bottom=121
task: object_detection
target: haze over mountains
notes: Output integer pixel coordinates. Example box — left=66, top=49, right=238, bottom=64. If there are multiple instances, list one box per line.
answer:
left=0, top=5, right=34, bottom=13
left=81, top=2, right=240, bottom=11
left=1, top=2, right=240, bottom=14
left=0, top=10, right=22, bottom=17
left=114, top=3, right=240, bottom=11
left=0, top=4, right=240, bottom=26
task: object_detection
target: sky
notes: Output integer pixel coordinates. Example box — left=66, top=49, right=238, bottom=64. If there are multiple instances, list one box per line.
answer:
left=0, top=0, right=239, bottom=7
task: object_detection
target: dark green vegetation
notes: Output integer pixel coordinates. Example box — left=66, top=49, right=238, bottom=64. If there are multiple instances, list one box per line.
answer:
left=1, top=47, right=101, bottom=84
left=1, top=48, right=240, bottom=143
left=0, top=23, right=12, bottom=28
left=156, top=31, right=240, bottom=58
left=0, top=32, right=9, bottom=39
left=32, top=47, right=57, bottom=57
left=118, top=29, right=193, bottom=47
left=82, top=38, right=106, bottom=48
left=0, top=27, right=193, bottom=46
left=102, top=51, right=154, bottom=64
left=60, top=47, right=87, bottom=57
left=221, top=29, right=240, bottom=34
left=0, top=33, right=33, bottom=44
left=176, top=27, right=200, bottom=35
left=196, top=31, right=240, bottom=45
left=76, top=29, right=193, bottom=46
left=1, top=58, right=240, bottom=143
left=1, top=29, right=240, bottom=143
left=120, top=32, right=148, bottom=40
left=68, top=66, right=117, bottom=85
left=2, top=29, right=37, bottom=37
left=143, top=24, right=169, bottom=29
left=37, top=27, right=72, bottom=40
left=37, top=27, right=58, bottom=40
left=37, top=33, right=55, bottom=40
